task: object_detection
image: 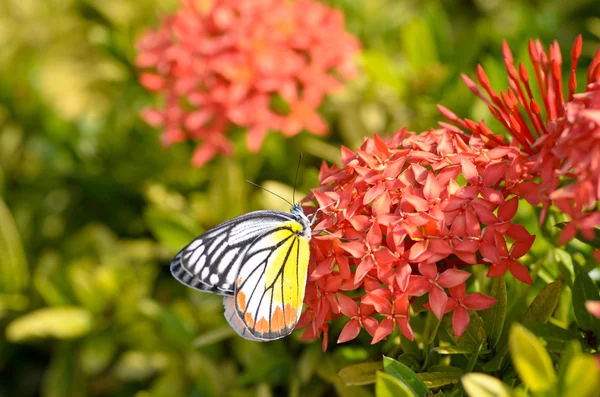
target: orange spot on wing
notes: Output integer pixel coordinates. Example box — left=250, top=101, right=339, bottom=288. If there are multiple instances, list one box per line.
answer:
left=284, top=303, right=296, bottom=327
left=236, top=292, right=246, bottom=311
left=237, top=277, right=242, bottom=287
left=271, top=306, right=285, bottom=332
left=244, top=312, right=254, bottom=328
left=255, top=317, right=269, bottom=333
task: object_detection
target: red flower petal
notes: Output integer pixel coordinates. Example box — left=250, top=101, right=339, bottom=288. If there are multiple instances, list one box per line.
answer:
left=354, top=256, right=376, bottom=284
left=498, top=196, right=519, bottom=221
left=405, top=275, right=431, bottom=296
left=508, top=261, right=533, bottom=285
left=337, top=293, right=359, bottom=317
left=339, top=241, right=367, bottom=258
left=363, top=182, right=386, bottom=204
left=429, top=286, right=449, bottom=320
left=337, top=319, right=361, bottom=343
left=463, top=293, right=497, bottom=310
left=396, top=263, right=412, bottom=292
left=424, top=172, right=441, bottom=200
left=371, top=318, right=394, bottom=344
left=460, top=158, right=479, bottom=183
left=418, top=262, right=438, bottom=280
left=367, top=220, right=382, bottom=249
left=395, top=317, right=414, bottom=341
left=437, top=269, right=471, bottom=288
left=452, top=306, right=470, bottom=338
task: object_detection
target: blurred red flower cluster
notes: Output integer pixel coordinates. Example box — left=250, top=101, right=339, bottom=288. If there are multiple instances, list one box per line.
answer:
left=299, top=128, right=533, bottom=349
left=440, top=36, right=600, bottom=250
left=136, top=0, right=359, bottom=166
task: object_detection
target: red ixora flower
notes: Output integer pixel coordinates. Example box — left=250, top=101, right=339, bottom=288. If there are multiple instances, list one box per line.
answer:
left=439, top=35, right=600, bottom=247
left=300, top=129, right=533, bottom=349
left=137, top=0, right=359, bottom=166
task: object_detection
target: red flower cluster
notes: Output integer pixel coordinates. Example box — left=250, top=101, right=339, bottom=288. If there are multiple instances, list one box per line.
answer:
left=439, top=36, right=600, bottom=248
left=299, top=129, right=532, bottom=349
left=136, top=0, right=359, bottom=166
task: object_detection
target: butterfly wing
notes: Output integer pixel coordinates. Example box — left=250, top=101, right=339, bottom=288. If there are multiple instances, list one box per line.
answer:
left=232, top=221, right=310, bottom=340
left=170, top=210, right=298, bottom=296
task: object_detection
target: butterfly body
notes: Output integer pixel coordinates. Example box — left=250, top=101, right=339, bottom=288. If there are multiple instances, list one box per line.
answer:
left=170, top=204, right=311, bottom=341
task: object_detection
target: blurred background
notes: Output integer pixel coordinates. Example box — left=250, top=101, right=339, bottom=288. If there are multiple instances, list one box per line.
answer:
left=0, top=0, right=599, bottom=396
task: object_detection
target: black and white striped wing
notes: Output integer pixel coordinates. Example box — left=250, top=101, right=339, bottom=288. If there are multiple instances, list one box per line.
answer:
left=170, top=210, right=297, bottom=296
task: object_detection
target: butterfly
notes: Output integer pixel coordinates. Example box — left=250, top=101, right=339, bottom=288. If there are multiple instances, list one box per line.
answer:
left=170, top=203, right=313, bottom=341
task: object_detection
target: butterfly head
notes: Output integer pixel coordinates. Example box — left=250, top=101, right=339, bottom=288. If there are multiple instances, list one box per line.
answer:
left=290, top=204, right=311, bottom=240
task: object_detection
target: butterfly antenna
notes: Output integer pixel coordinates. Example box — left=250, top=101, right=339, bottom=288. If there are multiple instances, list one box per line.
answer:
left=245, top=180, right=293, bottom=207
left=293, top=153, right=303, bottom=204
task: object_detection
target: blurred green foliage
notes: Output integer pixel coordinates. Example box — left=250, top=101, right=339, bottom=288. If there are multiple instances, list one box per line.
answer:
left=0, top=0, right=599, bottom=396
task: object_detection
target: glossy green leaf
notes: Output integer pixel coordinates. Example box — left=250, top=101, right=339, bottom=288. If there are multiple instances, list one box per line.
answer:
left=338, top=361, right=384, bottom=386
left=6, top=306, right=92, bottom=342
left=382, top=356, right=429, bottom=396
left=522, top=280, right=562, bottom=325
left=481, top=277, right=507, bottom=348
left=416, top=372, right=462, bottom=388
left=375, top=372, right=416, bottom=397
left=509, top=324, right=556, bottom=392
left=572, top=272, right=600, bottom=336
left=462, top=373, right=511, bottom=397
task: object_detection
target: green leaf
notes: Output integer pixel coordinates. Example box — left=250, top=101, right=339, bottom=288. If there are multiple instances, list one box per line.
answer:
left=553, top=248, right=575, bottom=286
left=416, top=372, right=462, bottom=388
left=525, top=323, right=576, bottom=343
left=522, top=280, right=562, bottom=325
left=401, top=17, right=439, bottom=70
left=572, top=272, right=600, bottom=337
left=362, top=50, right=403, bottom=93
left=509, top=324, right=556, bottom=393
left=0, top=197, right=29, bottom=293
left=560, top=354, right=600, bottom=397
left=338, top=361, right=384, bottom=386
left=557, top=341, right=582, bottom=387
left=298, top=344, right=323, bottom=384
left=144, top=207, right=202, bottom=253
left=382, top=356, right=429, bottom=396
left=396, top=352, right=421, bottom=370
left=555, top=222, right=600, bottom=248
left=192, top=326, right=235, bottom=348
left=42, top=343, right=85, bottom=397
left=481, top=277, right=507, bottom=348
left=79, top=333, right=117, bottom=376
left=6, top=306, right=92, bottom=342
left=462, top=373, right=511, bottom=397
left=376, top=372, right=416, bottom=397
left=433, top=345, right=478, bottom=355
